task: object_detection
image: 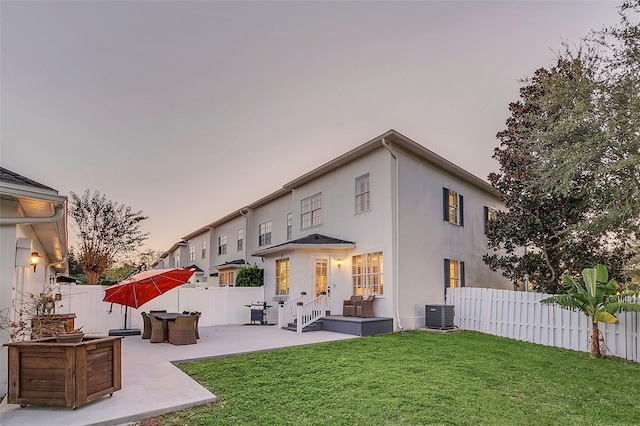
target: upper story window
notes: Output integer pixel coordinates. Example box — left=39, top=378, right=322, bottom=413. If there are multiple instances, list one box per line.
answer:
left=189, top=243, right=196, bottom=262
left=301, top=193, right=322, bottom=229
left=444, top=259, right=465, bottom=292
left=201, top=240, right=207, bottom=259
left=355, top=173, right=371, bottom=214
left=484, top=206, right=497, bottom=234
left=286, top=212, right=293, bottom=240
left=237, top=228, right=244, bottom=251
left=276, top=258, right=290, bottom=295
left=443, top=188, right=464, bottom=226
left=218, top=235, right=227, bottom=255
left=259, top=221, right=272, bottom=246
left=352, top=252, right=383, bottom=295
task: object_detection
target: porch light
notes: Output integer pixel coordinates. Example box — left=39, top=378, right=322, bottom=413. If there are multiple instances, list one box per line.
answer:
left=30, top=251, right=41, bottom=272
left=336, top=258, right=343, bottom=269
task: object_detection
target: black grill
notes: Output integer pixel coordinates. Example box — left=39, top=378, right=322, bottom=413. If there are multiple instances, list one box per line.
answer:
left=247, top=302, right=270, bottom=325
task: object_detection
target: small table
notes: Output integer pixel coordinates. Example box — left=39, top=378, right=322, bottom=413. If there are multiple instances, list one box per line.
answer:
left=150, top=312, right=191, bottom=342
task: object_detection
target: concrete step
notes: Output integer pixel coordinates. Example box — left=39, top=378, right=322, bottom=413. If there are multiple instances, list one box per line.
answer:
left=284, top=320, right=323, bottom=332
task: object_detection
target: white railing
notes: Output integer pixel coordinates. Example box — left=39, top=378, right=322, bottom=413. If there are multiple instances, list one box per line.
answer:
left=447, top=287, right=640, bottom=363
left=278, top=292, right=308, bottom=329
left=296, top=294, right=327, bottom=333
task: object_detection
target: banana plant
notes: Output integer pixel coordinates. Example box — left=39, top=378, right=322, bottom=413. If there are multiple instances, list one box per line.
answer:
left=541, top=264, right=640, bottom=357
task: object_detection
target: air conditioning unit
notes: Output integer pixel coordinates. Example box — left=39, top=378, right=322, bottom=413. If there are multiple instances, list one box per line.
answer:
left=425, top=305, right=455, bottom=330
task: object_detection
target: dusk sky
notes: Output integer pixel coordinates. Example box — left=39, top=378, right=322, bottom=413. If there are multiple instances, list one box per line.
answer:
left=1, top=1, right=624, bottom=252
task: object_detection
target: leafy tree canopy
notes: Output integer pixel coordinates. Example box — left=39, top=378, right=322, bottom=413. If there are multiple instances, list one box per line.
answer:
left=68, top=190, right=149, bottom=285
left=484, top=2, right=639, bottom=293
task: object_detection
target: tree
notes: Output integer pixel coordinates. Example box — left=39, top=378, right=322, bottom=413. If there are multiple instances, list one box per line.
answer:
left=68, top=190, right=149, bottom=285
left=485, top=56, right=633, bottom=293
left=541, top=264, right=640, bottom=357
left=484, top=2, right=639, bottom=292
left=235, top=265, right=264, bottom=287
left=535, top=1, right=640, bottom=239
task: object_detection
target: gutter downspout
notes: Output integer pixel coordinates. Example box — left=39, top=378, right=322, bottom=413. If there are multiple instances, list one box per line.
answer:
left=382, top=138, right=404, bottom=331
left=0, top=204, right=65, bottom=225
left=44, top=257, right=68, bottom=288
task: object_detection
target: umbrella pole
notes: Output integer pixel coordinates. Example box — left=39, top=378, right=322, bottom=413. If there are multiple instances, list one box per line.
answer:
left=124, top=306, right=128, bottom=330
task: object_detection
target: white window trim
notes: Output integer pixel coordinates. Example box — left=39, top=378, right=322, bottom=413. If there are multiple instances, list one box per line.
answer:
left=355, top=173, right=371, bottom=214
left=301, top=192, right=322, bottom=229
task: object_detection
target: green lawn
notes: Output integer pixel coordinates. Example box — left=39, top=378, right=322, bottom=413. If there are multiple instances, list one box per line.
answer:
left=153, top=331, right=640, bottom=425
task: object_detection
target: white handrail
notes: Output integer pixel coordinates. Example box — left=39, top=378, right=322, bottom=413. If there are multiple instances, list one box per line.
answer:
left=278, top=293, right=307, bottom=329
left=295, top=294, right=327, bottom=333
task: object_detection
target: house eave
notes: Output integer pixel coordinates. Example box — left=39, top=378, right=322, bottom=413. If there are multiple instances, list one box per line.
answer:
left=252, top=243, right=355, bottom=257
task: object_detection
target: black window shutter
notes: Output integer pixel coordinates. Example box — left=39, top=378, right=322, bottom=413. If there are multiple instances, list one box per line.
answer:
left=459, top=194, right=464, bottom=226
left=483, top=206, right=489, bottom=234
left=444, top=258, right=450, bottom=292
left=442, top=188, right=449, bottom=222
left=460, top=261, right=465, bottom=287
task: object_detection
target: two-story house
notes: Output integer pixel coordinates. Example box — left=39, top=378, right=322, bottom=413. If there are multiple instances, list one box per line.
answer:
left=171, top=130, right=510, bottom=330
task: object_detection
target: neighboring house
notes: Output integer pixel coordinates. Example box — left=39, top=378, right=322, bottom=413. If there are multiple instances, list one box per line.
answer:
left=0, top=167, right=69, bottom=395
left=166, top=130, right=511, bottom=330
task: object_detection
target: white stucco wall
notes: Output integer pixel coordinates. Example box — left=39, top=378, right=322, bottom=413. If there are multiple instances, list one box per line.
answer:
left=255, top=149, right=396, bottom=318
left=395, top=146, right=511, bottom=329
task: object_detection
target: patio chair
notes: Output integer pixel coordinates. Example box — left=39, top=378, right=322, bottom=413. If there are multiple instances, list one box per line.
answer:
left=149, top=314, right=165, bottom=343
left=356, top=295, right=376, bottom=318
left=150, top=310, right=167, bottom=314
left=192, top=311, right=201, bottom=339
left=343, top=295, right=363, bottom=316
left=168, top=315, right=197, bottom=345
left=141, top=312, right=152, bottom=339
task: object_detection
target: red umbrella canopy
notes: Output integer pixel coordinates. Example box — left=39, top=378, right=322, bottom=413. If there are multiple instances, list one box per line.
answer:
left=103, top=268, right=195, bottom=309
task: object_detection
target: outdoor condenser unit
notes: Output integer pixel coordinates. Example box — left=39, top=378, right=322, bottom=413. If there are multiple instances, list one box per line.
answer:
left=425, top=305, right=455, bottom=330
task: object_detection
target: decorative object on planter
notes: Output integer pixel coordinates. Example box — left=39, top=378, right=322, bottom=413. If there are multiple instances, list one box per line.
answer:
left=0, top=286, right=78, bottom=342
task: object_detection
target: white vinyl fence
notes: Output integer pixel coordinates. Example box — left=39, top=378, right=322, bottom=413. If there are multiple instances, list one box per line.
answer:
left=447, top=287, right=640, bottom=363
left=51, top=283, right=265, bottom=334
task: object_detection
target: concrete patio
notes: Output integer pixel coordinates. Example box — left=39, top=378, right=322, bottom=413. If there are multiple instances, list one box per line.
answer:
left=0, top=324, right=358, bottom=426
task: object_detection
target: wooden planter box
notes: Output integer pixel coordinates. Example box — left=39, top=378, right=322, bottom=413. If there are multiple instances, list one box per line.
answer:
left=4, top=335, right=122, bottom=409
left=30, top=314, right=76, bottom=339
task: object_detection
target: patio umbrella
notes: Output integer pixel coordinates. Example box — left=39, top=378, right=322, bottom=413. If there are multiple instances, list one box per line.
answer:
left=104, top=267, right=195, bottom=329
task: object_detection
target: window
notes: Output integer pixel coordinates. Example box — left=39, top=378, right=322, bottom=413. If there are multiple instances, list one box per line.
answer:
left=189, top=244, right=196, bottom=262
left=301, top=193, right=322, bottom=229
left=444, top=259, right=465, bottom=292
left=218, top=235, right=227, bottom=255
left=443, top=188, right=464, bottom=226
left=201, top=240, right=207, bottom=259
left=275, top=258, right=290, bottom=295
left=259, top=221, right=272, bottom=246
left=286, top=212, right=293, bottom=240
left=484, top=206, right=497, bottom=234
left=355, top=173, right=371, bottom=214
left=352, top=252, right=383, bottom=295
left=219, top=270, right=234, bottom=286
left=237, top=228, right=244, bottom=251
